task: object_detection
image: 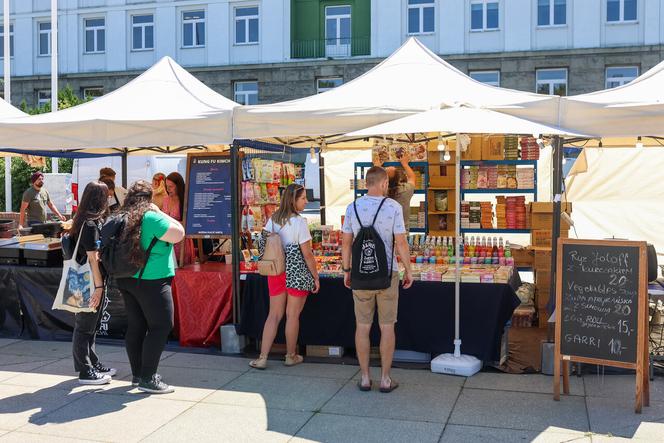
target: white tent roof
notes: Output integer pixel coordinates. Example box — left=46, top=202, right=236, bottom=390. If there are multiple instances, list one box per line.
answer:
left=0, top=99, right=27, bottom=118
left=233, top=38, right=558, bottom=141
left=347, top=106, right=582, bottom=137
left=560, top=60, right=664, bottom=137
left=0, top=56, right=237, bottom=149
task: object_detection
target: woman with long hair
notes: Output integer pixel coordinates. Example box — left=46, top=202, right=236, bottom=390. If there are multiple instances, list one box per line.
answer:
left=67, top=180, right=117, bottom=385
left=380, top=152, right=416, bottom=230
left=162, top=172, right=195, bottom=265
left=116, top=180, right=185, bottom=394
left=249, top=184, right=320, bottom=370
left=151, top=173, right=167, bottom=210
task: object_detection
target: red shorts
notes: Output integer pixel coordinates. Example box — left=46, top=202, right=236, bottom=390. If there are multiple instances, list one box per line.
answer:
left=267, top=273, right=309, bottom=297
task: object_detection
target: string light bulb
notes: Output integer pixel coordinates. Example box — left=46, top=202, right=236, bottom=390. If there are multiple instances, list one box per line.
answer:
left=636, top=136, right=644, bottom=149
left=309, top=147, right=318, bottom=164
left=437, top=134, right=446, bottom=151
left=443, top=151, right=451, bottom=162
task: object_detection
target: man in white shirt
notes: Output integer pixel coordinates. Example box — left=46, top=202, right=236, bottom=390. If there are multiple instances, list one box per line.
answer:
left=99, top=167, right=127, bottom=206
left=341, top=166, right=413, bottom=393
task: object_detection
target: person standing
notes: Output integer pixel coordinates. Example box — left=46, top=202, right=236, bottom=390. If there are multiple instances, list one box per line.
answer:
left=341, top=166, right=413, bottom=393
left=116, top=180, right=184, bottom=394
left=376, top=152, right=417, bottom=230
left=99, top=167, right=127, bottom=206
left=99, top=176, right=121, bottom=213
left=19, top=171, right=66, bottom=229
left=163, top=172, right=195, bottom=265
left=151, top=173, right=167, bottom=210
left=66, top=181, right=117, bottom=385
left=249, top=184, right=320, bottom=370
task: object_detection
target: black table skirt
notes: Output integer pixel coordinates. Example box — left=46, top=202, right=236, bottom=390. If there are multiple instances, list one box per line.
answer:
left=0, top=265, right=127, bottom=340
left=239, top=275, right=521, bottom=362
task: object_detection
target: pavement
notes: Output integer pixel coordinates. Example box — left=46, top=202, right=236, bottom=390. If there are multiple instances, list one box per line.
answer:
left=0, top=338, right=662, bottom=443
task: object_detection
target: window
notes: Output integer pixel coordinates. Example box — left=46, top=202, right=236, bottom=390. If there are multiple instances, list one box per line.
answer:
left=234, top=81, right=258, bottom=105
left=37, top=90, right=51, bottom=107
left=471, top=1, right=499, bottom=31
left=85, top=18, right=105, bottom=53
left=317, top=77, right=343, bottom=93
left=83, top=87, right=104, bottom=100
left=607, top=0, right=637, bottom=22
left=235, top=6, right=259, bottom=45
left=132, top=14, right=154, bottom=51
left=536, top=68, right=567, bottom=95
left=606, top=66, right=638, bottom=88
left=0, top=24, right=14, bottom=58
left=39, top=22, right=51, bottom=56
left=325, top=6, right=351, bottom=57
left=183, top=10, right=205, bottom=47
left=538, top=0, right=566, bottom=26
left=469, top=70, right=500, bottom=86
left=408, top=0, right=435, bottom=35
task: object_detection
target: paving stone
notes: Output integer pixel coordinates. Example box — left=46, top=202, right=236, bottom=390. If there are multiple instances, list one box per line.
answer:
left=203, top=372, right=345, bottom=412
left=353, top=367, right=466, bottom=389
left=464, top=372, right=584, bottom=396
left=583, top=374, right=664, bottom=400
left=449, top=389, right=589, bottom=432
left=0, top=384, right=88, bottom=431
left=0, top=360, right=59, bottom=384
left=632, top=421, right=664, bottom=441
left=586, top=396, right=664, bottom=438
left=440, top=424, right=591, bottom=443
left=143, top=403, right=312, bottom=443
left=293, top=413, right=443, bottom=443
left=0, top=431, right=99, bottom=442
left=323, top=378, right=460, bottom=423
left=0, top=341, right=72, bottom=359
left=20, top=393, right=193, bottom=442
left=250, top=361, right=359, bottom=380
left=159, top=352, right=252, bottom=372
left=98, top=348, right=175, bottom=365
left=0, top=339, right=21, bottom=349
left=0, top=354, right=58, bottom=367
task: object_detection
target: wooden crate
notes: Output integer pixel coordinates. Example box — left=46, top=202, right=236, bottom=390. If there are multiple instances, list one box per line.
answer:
left=306, top=345, right=345, bottom=358
left=511, top=248, right=534, bottom=268
left=531, top=229, right=569, bottom=247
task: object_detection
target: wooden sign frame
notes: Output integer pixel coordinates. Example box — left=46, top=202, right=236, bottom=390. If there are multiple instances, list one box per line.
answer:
left=553, top=238, right=650, bottom=413
left=181, top=151, right=235, bottom=264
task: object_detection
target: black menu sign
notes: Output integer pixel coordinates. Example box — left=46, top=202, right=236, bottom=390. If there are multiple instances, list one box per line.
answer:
left=183, top=154, right=232, bottom=237
left=558, top=242, right=641, bottom=363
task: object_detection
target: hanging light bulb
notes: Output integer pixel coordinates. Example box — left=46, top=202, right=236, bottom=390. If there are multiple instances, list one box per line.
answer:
left=437, top=134, right=446, bottom=151
left=636, top=136, right=644, bottom=149
left=562, top=157, right=567, bottom=165
left=443, top=150, right=451, bottom=162
left=309, top=147, right=318, bottom=164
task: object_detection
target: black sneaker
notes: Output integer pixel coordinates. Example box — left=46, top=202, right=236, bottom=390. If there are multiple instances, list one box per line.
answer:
left=78, top=368, right=111, bottom=385
left=131, top=376, right=140, bottom=387
left=138, top=374, right=174, bottom=394
left=93, top=362, right=117, bottom=377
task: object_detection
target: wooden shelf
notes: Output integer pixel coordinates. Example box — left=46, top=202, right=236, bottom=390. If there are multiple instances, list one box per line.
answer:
left=428, top=186, right=455, bottom=191
left=428, top=211, right=455, bottom=215
left=429, top=230, right=456, bottom=236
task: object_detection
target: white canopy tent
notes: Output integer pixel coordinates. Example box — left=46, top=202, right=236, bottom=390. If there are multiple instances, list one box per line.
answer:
left=233, top=38, right=559, bottom=143
left=0, top=56, right=238, bottom=149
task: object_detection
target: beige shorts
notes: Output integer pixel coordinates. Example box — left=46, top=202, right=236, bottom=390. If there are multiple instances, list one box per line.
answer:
left=352, top=273, right=400, bottom=325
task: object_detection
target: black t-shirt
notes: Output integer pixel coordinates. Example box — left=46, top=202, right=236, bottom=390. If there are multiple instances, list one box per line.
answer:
left=72, top=220, right=102, bottom=266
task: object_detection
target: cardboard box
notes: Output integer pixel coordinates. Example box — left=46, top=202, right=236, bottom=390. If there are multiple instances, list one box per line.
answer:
left=531, top=214, right=572, bottom=230
left=306, top=345, right=345, bottom=358
left=530, top=202, right=572, bottom=214
left=531, top=229, right=569, bottom=247
left=482, top=135, right=505, bottom=160
left=511, top=248, right=534, bottom=267
left=461, top=136, right=482, bottom=160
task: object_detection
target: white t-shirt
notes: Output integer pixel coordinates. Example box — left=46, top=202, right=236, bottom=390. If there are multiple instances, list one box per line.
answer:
left=265, top=215, right=312, bottom=246
left=342, top=196, right=406, bottom=269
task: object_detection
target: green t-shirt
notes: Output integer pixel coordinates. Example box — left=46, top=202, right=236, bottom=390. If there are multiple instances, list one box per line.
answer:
left=133, top=210, right=175, bottom=280
left=22, top=186, right=50, bottom=224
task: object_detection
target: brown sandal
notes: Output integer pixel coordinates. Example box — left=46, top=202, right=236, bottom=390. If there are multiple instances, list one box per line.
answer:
left=284, top=353, right=304, bottom=367
left=249, top=355, right=268, bottom=370
left=357, top=380, right=372, bottom=392
left=379, top=379, right=399, bottom=393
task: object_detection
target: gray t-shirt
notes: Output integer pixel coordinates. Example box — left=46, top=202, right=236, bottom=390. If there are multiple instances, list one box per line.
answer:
left=342, top=196, right=406, bottom=269
left=22, top=186, right=50, bottom=224
left=392, top=182, right=415, bottom=229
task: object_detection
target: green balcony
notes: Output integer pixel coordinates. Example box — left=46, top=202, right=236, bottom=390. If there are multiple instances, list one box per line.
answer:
left=291, top=37, right=370, bottom=59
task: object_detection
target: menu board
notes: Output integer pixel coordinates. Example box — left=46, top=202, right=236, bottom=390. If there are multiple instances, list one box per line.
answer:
left=558, top=241, right=642, bottom=364
left=183, top=154, right=233, bottom=237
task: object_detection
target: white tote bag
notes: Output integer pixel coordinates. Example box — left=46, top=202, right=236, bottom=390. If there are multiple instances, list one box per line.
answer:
left=53, top=229, right=96, bottom=313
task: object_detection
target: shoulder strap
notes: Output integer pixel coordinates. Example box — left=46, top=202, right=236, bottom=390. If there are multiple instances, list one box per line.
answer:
left=371, top=198, right=388, bottom=227
left=353, top=200, right=364, bottom=229
left=137, top=236, right=159, bottom=281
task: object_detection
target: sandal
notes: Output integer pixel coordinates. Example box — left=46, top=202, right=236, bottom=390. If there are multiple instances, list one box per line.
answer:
left=379, top=379, right=399, bottom=393
left=357, top=380, right=372, bottom=392
left=249, top=355, right=268, bottom=370
left=284, top=353, right=304, bottom=367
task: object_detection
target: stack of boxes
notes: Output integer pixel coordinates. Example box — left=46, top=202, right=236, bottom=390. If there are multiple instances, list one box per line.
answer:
left=504, top=135, right=520, bottom=160
left=460, top=201, right=482, bottom=230
left=504, top=196, right=527, bottom=229
left=516, top=168, right=535, bottom=189
left=495, top=196, right=506, bottom=229
left=520, top=136, right=541, bottom=160
left=530, top=202, right=573, bottom=327
left=480, top=202, right=494, bottom=229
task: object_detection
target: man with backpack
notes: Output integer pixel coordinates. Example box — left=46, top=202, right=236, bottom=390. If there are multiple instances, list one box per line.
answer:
left=341, top=166, right=413, bottom=393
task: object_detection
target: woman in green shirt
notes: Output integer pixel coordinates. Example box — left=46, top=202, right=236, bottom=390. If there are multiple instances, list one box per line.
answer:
left=116, top=180, right=184, bottom=394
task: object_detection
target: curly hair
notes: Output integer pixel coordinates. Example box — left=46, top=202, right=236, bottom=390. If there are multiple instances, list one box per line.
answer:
left=121, top=180, right=154, bottom=267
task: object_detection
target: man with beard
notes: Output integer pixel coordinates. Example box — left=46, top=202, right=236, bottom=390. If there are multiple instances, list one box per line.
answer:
left=18, top=171, right=66, bottom=229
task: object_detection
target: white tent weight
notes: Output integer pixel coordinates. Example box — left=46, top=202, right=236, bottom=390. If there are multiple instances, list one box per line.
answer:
left=0, top=56, right=238, bottom=149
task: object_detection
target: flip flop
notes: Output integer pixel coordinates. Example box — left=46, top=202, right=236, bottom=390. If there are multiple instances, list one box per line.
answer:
left=357, top=380, right=372, bottom=392
left=379, top=379, right=399, bottom=393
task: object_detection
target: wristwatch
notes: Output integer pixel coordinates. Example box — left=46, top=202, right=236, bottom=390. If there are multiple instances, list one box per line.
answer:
left=342, top=267, right=351, bottom=273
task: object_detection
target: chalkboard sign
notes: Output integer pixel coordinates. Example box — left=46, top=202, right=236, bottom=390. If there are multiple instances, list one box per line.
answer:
left=183, top=153, right=233, bottom=237
left=554, top=238, right=649, bottom=413
left=559, top=243, right=640, bottom=363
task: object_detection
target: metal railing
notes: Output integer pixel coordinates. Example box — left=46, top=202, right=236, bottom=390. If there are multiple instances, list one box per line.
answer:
left=291, top=37, right=370, bottom=59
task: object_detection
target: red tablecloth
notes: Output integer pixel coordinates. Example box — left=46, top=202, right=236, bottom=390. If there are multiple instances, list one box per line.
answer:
left=172, top=263, right=233, bottom=347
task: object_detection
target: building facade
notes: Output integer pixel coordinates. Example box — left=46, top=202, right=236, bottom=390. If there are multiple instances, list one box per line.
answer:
left=1, top=0, right=663, bottom=108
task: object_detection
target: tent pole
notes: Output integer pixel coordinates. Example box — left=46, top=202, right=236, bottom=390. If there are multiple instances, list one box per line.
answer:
left=548, top=136, right=563, bottom=315
left=4, top=156, right=10, bottom=212
left=319, top=150, right=326, bottom=225
left=230, top=142, right=241, bottom=325
left=121, top=149, right=128, bottom=188
left=454, top=134, right=461, bottom=357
